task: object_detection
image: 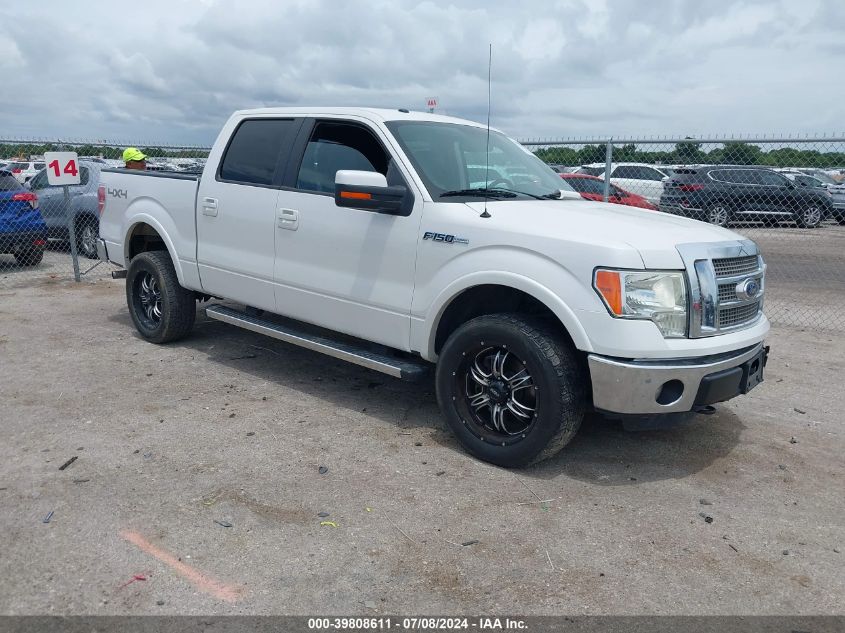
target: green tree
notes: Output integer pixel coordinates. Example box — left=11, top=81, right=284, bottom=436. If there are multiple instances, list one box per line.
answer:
left=675, top=139, right=703, bottom=163
left=722, top=142, right=762, bottom=165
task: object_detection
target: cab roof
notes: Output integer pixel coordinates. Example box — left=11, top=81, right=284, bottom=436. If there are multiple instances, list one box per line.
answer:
left=231, top=106, right=493, bottom=130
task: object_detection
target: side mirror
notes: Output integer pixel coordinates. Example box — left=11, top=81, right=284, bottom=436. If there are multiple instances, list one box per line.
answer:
left=24, top=181, right=32, bottom=190
left=335, top=170, right=407, bottom=215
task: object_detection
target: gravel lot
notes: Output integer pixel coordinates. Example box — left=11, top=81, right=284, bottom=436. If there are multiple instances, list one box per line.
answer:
left=0, top=276, right=842, bottom=615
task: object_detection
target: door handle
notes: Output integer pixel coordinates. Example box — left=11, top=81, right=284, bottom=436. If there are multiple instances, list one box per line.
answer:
left=202, top=197, right=218, bottom=217
left=277, top=207, right=299, bottom=230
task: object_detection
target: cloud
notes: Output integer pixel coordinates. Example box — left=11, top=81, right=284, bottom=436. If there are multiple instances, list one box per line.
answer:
left=0, top=0, right=841, bottom=144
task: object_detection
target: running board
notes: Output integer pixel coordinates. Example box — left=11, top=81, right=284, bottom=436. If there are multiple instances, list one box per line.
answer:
left=205, top=304, right=429, bottom=380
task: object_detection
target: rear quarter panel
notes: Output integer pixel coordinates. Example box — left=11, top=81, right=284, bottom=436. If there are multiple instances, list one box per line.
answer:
left=99, top=171, right=201, bottom=289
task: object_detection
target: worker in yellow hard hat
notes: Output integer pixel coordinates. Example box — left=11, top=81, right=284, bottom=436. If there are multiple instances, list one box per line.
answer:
left=122, top=147, right=147, bottom=170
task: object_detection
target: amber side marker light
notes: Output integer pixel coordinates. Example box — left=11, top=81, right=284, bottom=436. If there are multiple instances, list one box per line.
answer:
left=594, top=270, right=623, bottom=315
left=340, top=191, right=372, bottom=200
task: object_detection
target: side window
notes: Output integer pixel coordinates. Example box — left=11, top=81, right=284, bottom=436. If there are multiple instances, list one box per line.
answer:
left=641, top=167, right=666, bottom=181
left=219, top=118, right=298, bottom=186
left=611, top=165, right=636, bottom=179
left=757, top=170, right=788, bottom=187
left=79, top=167, right=90, bottom=187
left=579, top=166, right=605, bottom=177
left=29, top=170, right=50, bottom=190
left=296, top=122, right=389, bottom=194
left=575, top=178, right=606, bottom=195
left=34, top=163, right=45, bottom=171
left=725, top=169, right=755, bottom=185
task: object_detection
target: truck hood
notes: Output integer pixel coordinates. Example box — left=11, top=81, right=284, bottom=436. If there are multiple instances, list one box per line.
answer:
left=464, top=199, right=744, bottom=268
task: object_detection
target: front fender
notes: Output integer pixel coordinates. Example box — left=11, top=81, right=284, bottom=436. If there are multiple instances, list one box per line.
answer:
left=416, top=268, right=595, bottom=362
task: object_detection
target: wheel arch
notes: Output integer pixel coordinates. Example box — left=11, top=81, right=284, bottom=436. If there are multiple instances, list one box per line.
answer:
left=423, top=275, right=592, bottom=362
left=123, top=216, right=185, bottom=284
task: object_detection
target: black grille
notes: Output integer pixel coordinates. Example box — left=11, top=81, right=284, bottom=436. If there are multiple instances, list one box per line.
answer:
left=718, top=302, right=760, bottom=328
left=718, top=283, right=737, bottom=302
left=713, top=255, right=759, bottom=277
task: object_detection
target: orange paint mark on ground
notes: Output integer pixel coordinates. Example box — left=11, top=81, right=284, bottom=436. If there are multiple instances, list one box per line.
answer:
left=120, top=529, right=242, bottom=602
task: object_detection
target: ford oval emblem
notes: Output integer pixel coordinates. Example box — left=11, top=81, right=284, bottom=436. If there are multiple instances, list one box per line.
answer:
left=736, top=278, right=760, bottom=301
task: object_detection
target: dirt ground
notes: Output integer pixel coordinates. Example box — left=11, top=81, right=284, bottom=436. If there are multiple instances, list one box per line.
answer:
left=0, top=277, right=842, bottom=615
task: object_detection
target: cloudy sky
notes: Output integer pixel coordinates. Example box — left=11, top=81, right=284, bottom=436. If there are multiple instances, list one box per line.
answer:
left=1, top=0, right=842, bottom=145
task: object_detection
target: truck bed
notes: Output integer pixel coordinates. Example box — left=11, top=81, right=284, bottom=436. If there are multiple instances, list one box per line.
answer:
left=98, top=168, right=202, bottom=289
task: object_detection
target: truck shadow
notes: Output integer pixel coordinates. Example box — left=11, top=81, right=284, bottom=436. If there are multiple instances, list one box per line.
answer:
left=524, top=409, right=745, bottom=485
left=109, top=308, right=745, bottom=485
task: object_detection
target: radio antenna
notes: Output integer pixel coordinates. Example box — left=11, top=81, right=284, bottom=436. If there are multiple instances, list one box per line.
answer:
left=481, top=43, right=492, bottom=219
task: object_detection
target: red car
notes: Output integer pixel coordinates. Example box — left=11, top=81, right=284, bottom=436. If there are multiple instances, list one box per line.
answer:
left=559, top=173, right=657, bottom=210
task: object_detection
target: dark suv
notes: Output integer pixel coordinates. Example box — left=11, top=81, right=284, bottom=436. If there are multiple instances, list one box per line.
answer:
left=660, top=165, right=834, bottom=228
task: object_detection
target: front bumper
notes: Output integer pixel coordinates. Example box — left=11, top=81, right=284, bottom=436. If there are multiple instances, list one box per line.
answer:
left=588, top=342, right=768, bottom=414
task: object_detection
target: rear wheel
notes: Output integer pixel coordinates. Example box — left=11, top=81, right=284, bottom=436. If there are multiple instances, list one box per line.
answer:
left=126, top=250, right=196, bottom=343
left=435, top=313, right=586, bottom=467
left=76, top=216, right=99, bottom=259
left=796, top=204, right=822, bottom=228
left=14, top=246, right=44, bottom=267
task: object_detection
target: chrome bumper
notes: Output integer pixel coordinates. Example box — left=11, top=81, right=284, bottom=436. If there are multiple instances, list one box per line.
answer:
left=588, top=342, right=765, bottom=414
left=96, top=238, right=108, bottom=262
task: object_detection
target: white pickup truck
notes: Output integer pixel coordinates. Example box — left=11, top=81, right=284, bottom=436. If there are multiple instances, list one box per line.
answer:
left=98, top=107, right=769, bottom=467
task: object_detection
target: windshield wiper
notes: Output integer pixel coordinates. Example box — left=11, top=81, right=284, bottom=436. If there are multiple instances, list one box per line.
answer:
left=440, top=188, right=518, bottom=198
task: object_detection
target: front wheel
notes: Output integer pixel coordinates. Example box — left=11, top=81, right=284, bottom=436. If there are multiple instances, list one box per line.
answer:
left=435, top=314, right=586, bottom=467
left=126, top=250, right=196, bottom=343
left=796, top=204, right=822, bottom=228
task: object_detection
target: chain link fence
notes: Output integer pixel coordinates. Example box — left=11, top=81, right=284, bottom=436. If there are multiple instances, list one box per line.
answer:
left=0, top=139, right=210, bottom=287
left=3, top=135, right=843, bottom=329
left=524, top=136, right=845, bottom=329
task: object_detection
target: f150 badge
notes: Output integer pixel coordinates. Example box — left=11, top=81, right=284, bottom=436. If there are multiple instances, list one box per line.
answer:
left=423, top=231, right=469, bottom=245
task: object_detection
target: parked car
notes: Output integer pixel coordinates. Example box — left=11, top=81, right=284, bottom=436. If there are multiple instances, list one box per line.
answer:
left=576, top=162, right=670, bottom=205
left=27, top=160, right=104, bottom=258
left=780, top=172, right=845, bottom=224
left=99, top=107, right=770, bottom=468
left=0, top=170, right=47, bottom=266
left=559, top=173, right=657, bottom=210
left=6, top=160, right=46, bottom=184
left=660, top=165, right=834, bottom=228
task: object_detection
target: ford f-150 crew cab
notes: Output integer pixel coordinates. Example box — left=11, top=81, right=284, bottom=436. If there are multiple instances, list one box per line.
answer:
left=98, top=107, right=769, bottom=467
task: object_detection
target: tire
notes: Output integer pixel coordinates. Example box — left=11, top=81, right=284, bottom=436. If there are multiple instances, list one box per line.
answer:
left=795, top=204, right=822, bottom=228
left=14, top=246, right=44, bottom=267
left=76, top=216, right=100, bottom=259
left=126, top=250, right=196, bottom=343
left=435, top=313, right=586, bottom=467
left=705, top=203, right=731, bottom=227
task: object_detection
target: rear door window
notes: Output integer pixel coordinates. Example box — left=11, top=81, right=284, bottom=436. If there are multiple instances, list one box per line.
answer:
left=219, top=118, right=300, bottom=186
left=0, top=172, right=21, bottom=190
left=611, top=165, right=638, bottom=179
left=568, top=177, right=606, bottom=195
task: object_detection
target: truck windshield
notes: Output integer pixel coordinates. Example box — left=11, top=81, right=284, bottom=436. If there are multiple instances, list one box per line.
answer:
left=385, top=121, right=572, bottom=201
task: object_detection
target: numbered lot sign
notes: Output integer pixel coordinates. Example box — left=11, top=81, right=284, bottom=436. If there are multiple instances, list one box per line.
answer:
left=44, top=152, right=81, bottom=186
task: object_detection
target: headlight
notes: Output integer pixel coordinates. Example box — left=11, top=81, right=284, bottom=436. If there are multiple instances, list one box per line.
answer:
left=593, top=269, right=688, bottom=338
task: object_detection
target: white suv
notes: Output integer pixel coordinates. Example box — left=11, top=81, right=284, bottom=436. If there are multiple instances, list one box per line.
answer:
left=6, top=160, right=46, bottom=184
left=578, top=162, right=671, bottom=205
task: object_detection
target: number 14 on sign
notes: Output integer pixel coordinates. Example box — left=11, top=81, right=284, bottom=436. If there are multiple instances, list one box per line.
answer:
left=43, top=152, right=81, bottom=186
